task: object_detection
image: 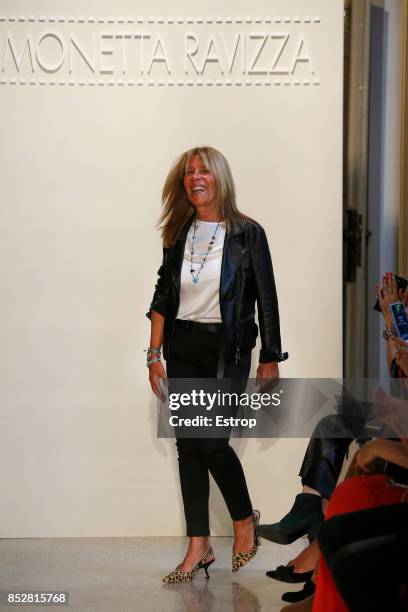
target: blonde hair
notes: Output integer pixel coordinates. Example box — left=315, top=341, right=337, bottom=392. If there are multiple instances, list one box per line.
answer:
left=158, top=146, right=251, bottom=247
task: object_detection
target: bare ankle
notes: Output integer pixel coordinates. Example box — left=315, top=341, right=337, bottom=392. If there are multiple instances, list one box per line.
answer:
left=187, top=536, right=209, bottom=553
left=234, top=515, right=252, bottom=526
left=233, top=515, right=252, bottom=538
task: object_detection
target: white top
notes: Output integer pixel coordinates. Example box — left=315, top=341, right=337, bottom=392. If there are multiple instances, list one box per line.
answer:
left=177, top=220, right=226, bottom=323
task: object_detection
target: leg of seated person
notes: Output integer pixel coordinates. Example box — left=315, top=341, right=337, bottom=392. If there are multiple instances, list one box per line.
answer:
left=318, top=500, right=408, bottom=564
left=299, top=415, right=354, bottom=501
left=314, top=487, right=408, bottom=612
left=289, top=538, right=320, bottom=574
left=259, top=416, right=351, bottom=545
left=331, top=533, right=408, bottom=612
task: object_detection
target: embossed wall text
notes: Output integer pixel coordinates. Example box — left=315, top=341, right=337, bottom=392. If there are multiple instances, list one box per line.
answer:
left=0, top=15, right=321, bottom=86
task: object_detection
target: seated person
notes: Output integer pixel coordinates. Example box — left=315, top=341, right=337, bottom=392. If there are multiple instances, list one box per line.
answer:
left=279, top=337, right=408, bottom=611
left=260, top=273, right=408, bottom=550
left=311, top=435, right=408, bottom=612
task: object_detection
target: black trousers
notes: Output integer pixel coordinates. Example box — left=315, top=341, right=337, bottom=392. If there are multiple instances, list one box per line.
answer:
left=166, top=324, right=253, bottom=536
left=318, top=503, right=408, bottom=612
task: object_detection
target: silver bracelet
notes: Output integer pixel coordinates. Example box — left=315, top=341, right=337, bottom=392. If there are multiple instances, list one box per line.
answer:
left=145, top=346, right=161, bottom=358
left=147, top=356, right=161, bottom=367
left=382, top=328, right=393, bottom=340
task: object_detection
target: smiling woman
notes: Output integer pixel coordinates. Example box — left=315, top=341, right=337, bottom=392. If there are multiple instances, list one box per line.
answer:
left=183, top=156, right=217, bottom=218
left=157, top=147, right=247, bottom=247
left=145, top=145, right=288, bottom=584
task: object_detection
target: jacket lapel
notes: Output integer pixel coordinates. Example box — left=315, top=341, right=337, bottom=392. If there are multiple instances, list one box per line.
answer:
left=170, top=217, right=193, bottom=291
left=220, top=228, right=246, bottom=300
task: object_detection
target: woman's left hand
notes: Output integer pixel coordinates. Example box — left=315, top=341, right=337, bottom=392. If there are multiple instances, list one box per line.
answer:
left=256, top=362, right=279, bottom=391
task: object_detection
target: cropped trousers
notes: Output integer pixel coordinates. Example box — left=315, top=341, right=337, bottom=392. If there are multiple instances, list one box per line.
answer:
left=166, top=322, right=253, bottom=536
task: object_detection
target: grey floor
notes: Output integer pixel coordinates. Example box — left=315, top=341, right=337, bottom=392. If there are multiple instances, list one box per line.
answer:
left=0, top=537, right=308, bottom=611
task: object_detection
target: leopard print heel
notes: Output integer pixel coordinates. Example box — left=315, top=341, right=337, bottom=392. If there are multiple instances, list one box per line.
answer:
left=232, top=510, right=260, bottom=573
left=162, top=546, right=215, bottom=583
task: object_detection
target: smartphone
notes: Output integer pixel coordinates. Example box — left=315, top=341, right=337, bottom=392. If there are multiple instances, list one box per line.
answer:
left=390, top=302, right=408, bottom=341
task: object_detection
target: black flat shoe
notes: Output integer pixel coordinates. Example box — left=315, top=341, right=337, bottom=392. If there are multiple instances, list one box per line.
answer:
left=281, top=579, right=315, bottom=603
left=258, top=493, right=324, bottom=545
left=266, top=564, right=313, bottom=584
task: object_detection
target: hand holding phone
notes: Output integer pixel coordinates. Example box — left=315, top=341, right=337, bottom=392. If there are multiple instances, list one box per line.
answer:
left=390, top=302, right=408, bottom=341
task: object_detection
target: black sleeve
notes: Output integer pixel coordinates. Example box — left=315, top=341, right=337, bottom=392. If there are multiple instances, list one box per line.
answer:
left=249, top=224, right=288, bottom=363
left=146, top=247, right=170, bottom=319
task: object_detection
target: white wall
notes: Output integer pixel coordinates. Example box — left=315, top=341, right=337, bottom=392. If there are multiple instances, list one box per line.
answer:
left=0, top=0, right=343, bottom=536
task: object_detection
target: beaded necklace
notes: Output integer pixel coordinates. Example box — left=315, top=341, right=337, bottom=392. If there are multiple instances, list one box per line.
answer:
left=190, top=218, right=221, bottom=284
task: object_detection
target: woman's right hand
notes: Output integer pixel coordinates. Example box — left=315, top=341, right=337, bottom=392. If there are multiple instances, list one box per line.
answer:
left=149, top=360, right=168, bottom=402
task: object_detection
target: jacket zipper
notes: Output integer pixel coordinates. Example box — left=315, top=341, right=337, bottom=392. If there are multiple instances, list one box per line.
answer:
left=234, top=270, right=241, bottom=365
left=219, top=229, right=227, bottom=330
left=240, top=312, right=255, bottom=323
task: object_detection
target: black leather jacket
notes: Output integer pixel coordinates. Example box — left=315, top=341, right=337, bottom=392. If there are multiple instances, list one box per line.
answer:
left=146, top=217, right=288, bottom=366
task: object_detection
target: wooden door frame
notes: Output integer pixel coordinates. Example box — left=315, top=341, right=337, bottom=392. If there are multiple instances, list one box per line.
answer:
left=344, top=0, right=372, bottom=377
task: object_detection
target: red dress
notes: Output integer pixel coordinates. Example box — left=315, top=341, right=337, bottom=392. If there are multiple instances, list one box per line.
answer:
left=312, top=473, right=408, bottom=612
